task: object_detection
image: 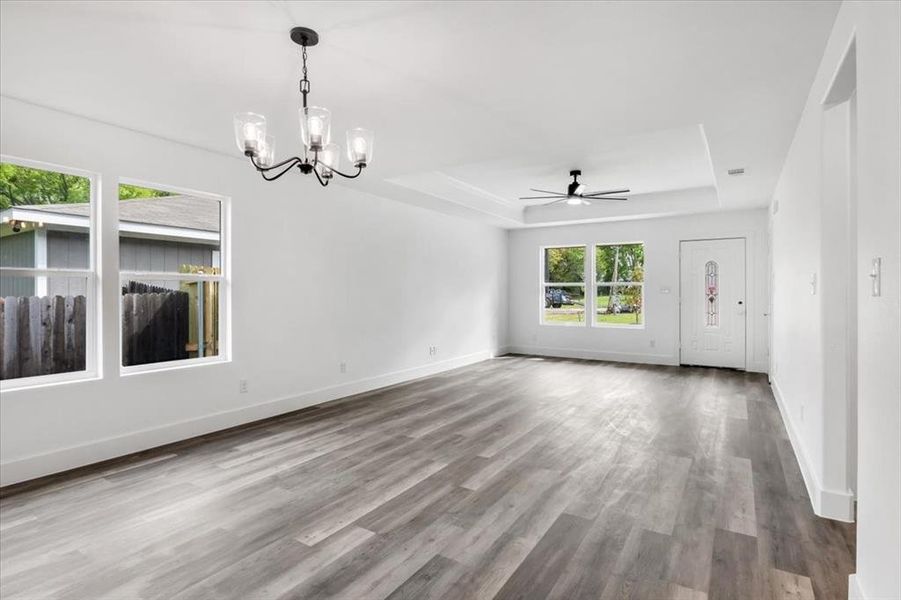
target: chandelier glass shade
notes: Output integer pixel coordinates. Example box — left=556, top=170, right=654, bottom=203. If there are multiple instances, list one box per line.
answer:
left=233, top=27, right=373, bottom=187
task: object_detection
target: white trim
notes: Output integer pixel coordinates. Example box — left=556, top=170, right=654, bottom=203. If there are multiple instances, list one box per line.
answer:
left=770, top=376, right=856, bottom=522
left=0, top=350, right=494, bottom=487
left=592, top=242, right=646, bottom=329
left=848, top=574, right=866, bottom=600
left=120, top=271, right=223, bottom=283
left=120, top=354, right=229, bottom=376
left=115, top=176, right=230, bottom=377
left=0, top=267, right=93, bottom=278
left=1, top=207, right=219, bottom=244
left=3, top=208, right=86, bottom=229
left=539, top=244, right=589, bottom=327
left=506, top=344, right=677, bottom=366
left=33, top=227, right=47, bottom=296
left=0, top=154, right=100, bottom=390
left=120, top=221, right=219, bottom=244
left=0, top=369, right=100, bottom=392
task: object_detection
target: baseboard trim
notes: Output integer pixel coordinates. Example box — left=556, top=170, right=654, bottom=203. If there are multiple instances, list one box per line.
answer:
left=848, top=574, right=866, bottom=600
left=770, top=377, right=856, bottom=522
left=0, top=349, right=496, bottom=487
left=506, top=344, right=677, bottom=366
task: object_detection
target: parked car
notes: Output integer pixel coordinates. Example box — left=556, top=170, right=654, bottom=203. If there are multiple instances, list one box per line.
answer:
left=545, top=288, right=574, bottom=308
left=605, top=294, right=639, bottom=314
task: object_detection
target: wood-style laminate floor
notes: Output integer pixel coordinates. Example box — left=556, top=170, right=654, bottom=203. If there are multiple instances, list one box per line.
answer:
left=0, top=356, right=855, bottom=600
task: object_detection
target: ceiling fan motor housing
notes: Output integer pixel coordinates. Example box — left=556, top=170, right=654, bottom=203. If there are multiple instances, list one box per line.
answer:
left=568, top=170, right=583, bottom=196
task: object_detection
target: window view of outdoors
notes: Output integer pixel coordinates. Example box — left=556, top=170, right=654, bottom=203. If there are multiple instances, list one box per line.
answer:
left=596, top=243, right=644, bottom=326
left=118, top=184, right=222, bottom=367
left=543, top=246, right=585, bottom=324
left=1, top=162, right=92, bottom=380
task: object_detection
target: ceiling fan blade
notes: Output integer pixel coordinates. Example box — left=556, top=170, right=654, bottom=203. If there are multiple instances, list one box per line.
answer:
left=542, top=198, right=571, bottom=206
left=530, top=188, right=565, bottom=195
left=519, top=195, right=568, bottom=200
left=584, top=188, right=630, bottom=197
left=582, top=196, right=629, bottom=202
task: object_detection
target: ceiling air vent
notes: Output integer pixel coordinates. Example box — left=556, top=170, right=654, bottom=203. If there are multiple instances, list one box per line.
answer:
left=727, top=168, right=745, bottom=176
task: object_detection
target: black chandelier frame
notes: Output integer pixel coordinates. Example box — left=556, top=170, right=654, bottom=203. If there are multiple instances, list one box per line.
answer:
left=244, top=26, right=366, bottom=187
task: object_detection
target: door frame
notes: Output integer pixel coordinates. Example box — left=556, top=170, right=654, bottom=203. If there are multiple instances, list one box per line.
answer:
left=678, top=236, right=748, bottom=370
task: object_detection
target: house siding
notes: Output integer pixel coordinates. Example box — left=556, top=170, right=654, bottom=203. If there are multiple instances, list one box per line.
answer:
left=0, top=229, right=36, bottom=296
left=1, top=229, right=215, bottom=297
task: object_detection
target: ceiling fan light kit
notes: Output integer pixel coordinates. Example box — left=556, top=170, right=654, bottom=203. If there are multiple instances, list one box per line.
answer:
left=233, top=27, right=373, bottom=187
left=520, top=169, right=630, bottom=207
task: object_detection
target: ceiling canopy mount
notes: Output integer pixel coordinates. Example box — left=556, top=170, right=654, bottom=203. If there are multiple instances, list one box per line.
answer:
left=290, top=26, right=319, bottom=47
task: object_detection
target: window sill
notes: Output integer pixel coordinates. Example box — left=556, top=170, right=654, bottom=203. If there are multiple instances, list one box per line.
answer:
left=540, top=321, right=588, bottom=328
left=120, top=355, right=230, bottom=377
left=592, top=323, right=646, bottom=330
left=0, top=370, right=100, bottom=393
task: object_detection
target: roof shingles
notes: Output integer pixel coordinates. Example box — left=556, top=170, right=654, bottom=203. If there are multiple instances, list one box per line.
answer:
left=8, top=195, right=220, bottom=232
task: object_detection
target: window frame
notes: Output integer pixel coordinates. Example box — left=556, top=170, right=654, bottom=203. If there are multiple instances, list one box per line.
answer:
left=592, top=241, right=646, bottom=329
left=539, top=244, right=588, bottom=327
left=117, top=177, right=230, bottom=375
left=0, top=154, right=100, bottom=390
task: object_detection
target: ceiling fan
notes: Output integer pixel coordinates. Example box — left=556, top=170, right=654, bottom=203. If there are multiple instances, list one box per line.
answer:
left=519, top=170, right=630, bottom=206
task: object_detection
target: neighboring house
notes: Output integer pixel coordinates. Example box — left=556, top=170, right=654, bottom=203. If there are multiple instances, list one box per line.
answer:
left=0, top=195, right=220, bottom=297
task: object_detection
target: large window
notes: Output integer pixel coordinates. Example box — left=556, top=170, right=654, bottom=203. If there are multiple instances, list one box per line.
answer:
left=595, top=243, right=644, bottom=327
left=541, top=246, right=586, bottom=325
left=118, top=182, right=226, bottom=370
left=0, top=159, right=96, bottom=385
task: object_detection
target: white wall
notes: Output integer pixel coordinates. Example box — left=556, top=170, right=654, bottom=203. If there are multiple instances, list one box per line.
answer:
left=0, top=97, right=508, bottom=486
left=769, top=2, right=900, bottom=598
left=506, top=209, right=769, bottom=373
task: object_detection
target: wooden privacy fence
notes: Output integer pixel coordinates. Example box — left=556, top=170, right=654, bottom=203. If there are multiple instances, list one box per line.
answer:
left=0, top=295, right=86, bottom=380
left=121, top=281, right=189, bottom=367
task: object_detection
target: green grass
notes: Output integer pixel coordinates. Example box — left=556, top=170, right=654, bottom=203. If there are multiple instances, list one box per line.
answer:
left=544, top=311, right=586, bottom=323
left=544, top=295, right=643, bottom=325
left=596, top=311, right=643, bottom=325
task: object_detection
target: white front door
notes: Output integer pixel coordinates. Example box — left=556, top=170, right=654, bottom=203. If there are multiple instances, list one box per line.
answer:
left=680, top=238, right=746, bottom=369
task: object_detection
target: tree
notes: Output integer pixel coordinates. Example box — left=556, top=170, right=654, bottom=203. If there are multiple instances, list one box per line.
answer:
left=622, top=264, right=644, bottom=323
left=0, top=163, right=172, bottom=210
left=595, top=243, right=644, bottom=314
left=0, top=163, right=89, bottom=209
left=119, top=184, right=173, bottom=200
left=545, top=247, right=585, bottom=283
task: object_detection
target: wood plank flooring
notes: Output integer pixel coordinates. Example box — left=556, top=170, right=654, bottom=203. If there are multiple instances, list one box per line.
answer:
left=0, top=356, right=856, bottom=599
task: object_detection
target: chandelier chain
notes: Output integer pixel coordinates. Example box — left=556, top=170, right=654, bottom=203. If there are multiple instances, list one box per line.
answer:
left=300, top=45, right=310, bottom=108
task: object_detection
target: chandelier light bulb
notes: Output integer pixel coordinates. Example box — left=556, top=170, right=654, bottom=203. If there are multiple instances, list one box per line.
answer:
left=346, top=128, right=374, bottom=167
left=319, top=143, right=340, bottom=178
left=258, top=135, right=276, bottom=168
left=300, top=106, right=331, bottom=151
left=233, top=112, right=266, bottom=155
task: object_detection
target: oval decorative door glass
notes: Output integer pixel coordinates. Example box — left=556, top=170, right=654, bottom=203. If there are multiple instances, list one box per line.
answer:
left=705, top=260, right=719, bottom=327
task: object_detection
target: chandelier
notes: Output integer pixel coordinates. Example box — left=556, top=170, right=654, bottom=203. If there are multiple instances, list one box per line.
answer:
left=233, top=27, right=374, bottom=187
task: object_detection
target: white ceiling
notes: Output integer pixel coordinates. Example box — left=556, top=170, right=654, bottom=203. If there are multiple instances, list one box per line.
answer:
left=0, top=1, right=840, bottom=228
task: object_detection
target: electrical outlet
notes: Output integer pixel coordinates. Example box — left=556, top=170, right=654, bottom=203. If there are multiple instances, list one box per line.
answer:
left=428, top=345, right=438, bottom=356
left=239, top=379, right=249, bottom=394
left=649, top=339, right=656, bottom=348
left=339, top=362, right=347, bottom=374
